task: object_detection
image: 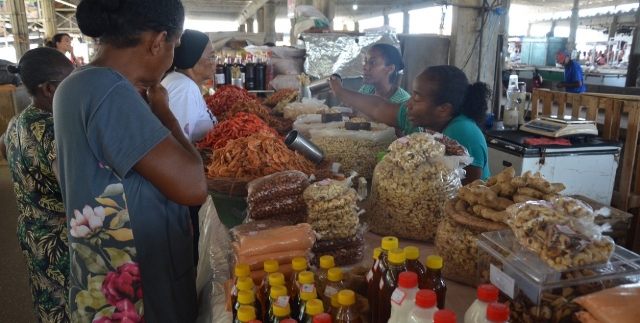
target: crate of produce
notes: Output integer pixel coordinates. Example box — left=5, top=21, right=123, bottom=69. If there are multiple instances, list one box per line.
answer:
left=477, top=230, right=640, bottom=323
left=208, top=190, right=247, bottom=228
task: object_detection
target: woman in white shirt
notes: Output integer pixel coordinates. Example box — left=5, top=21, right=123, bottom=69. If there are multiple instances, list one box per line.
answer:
left=161, top=29, right=217, bottom=144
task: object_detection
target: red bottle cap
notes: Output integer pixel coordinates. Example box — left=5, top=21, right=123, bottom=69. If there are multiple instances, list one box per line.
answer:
left=312, top=313, right=332, bottom=323
left=433, top=309, right=456, bottom=323
left=477, top=284, right=499, bottom=302
left=247, top=321, right=262, bottom=323
left=486, top=302, right=510, bottom=322
left=280, top=320, right=297, bottom=323
left=415, top=289, right=437, bottom=309
left=398, top=271, right=419, bottom=289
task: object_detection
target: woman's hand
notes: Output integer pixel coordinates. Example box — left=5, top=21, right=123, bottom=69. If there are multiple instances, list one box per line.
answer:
left=328, top=75, right=343, bottom=94
left=146, top=84, right=170, bottom=114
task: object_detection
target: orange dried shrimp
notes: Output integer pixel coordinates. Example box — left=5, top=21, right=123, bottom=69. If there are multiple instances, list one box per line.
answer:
left=196, top=112, right=278, bottom=150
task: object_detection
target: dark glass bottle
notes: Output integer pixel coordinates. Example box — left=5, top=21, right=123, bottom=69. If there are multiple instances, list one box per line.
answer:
left=245, top=54, right=256, bottom=90
left=404, top=246, right=428, bottom=289
left=421, top=255, right=447, bottom=310
left=224, top=54, right=233, bottom=85
left=215, top=52, right=225, bottom=89
left=379, top=248, right=407, bottom=323
left=255, top=52, right=265, bottom=90
left=368, top=237, right=398, bottom=323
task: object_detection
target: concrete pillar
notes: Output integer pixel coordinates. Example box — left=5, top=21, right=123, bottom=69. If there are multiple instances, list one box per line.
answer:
left=239, top=24, right=246, bottom=32
left=290, top=18, right=297, bottom=45
left=494, top=0, right=510, bottom=116
left=354, top=21, right=360, bottom=33
left=9, top=0, right=29, bottom=59
left=450, top=0, right=483, bottom=81
left=41, top=0, right=57, bottom=39
left=608, top=15, right=618, bottom=40
left=264, top=2, right=277, bottom=44
left=257, top=8, right=265, bottom=33
left=625, top=7, right=640, bottom=86
left=247, top=18, right=255, bottom=33
left=526, top=23, right=532, bottom=36
left=568, top=0, right=579, bottom=51
left=383, top=9, right=390, bottom=26
left=313, top=0, right=335, bottom=29
left=403, top=8, right=410, bottom=34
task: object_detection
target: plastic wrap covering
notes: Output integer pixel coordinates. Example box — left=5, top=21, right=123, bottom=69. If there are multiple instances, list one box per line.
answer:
left=368, top=132, right=472, bottom=242
left=434, top=216, right=480, bottom=287
left=311, top=243, right=365, bottom=267
left=283, top=98, right=329, bottom=119
left=312, top=229, right=365, bottom=252
left=506, top=197, right=615, bottom=271
left=195, top=196, right=233, bottom=323
left=309, top=123, right=396, bottom=178
left=247, top=196, right=307, bottom=219
left=301, top=32, right=400, bottom=79
left=235, top=249, right=309, bottom=271
left=230, top=223, right=316, bottom=258
left=229, top=219, right=289, bottom=241
left=293, top=114, right=345, bottom=138
left=573, top=283, right=640, bottom=323
left=246, top=171, right=309, bottom=223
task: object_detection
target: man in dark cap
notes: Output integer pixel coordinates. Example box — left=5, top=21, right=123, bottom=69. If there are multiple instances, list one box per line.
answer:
left=555, top=49, right=586, bottom=93
left=161, top=29, right=217, bottom=144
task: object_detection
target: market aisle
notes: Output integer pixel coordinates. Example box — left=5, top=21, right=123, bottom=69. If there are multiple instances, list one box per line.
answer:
left=0, top=159, right=36, bottom=322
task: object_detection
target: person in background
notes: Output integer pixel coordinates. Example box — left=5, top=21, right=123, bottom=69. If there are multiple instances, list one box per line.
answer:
left=45, top=33, right=81, bottom=67
left=360, top=43, right=410, bottom=103
left=53, top=0, right=206, bottom=322
left=329, top=65, right=491, bottom=183
left=555, top=49, right=586, bottom=93
left=161, top=29, right=217, bottom=267
left=0, top=47, right=75, bottom=323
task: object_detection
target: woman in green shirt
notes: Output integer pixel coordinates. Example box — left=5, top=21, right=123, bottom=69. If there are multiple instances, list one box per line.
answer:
left=358, top=43, right=410, bottom=103
left=329, top=65, right=491, bottom=183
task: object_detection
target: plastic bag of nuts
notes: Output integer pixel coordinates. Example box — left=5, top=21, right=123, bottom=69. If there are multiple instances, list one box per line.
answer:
left=435, top=216, right=481, bottom=287
left=246, top=170, right=310, bottom=203
left=368, top=133, right=472, bottom=242
left=247, top=195, right=307, bottom=219
left=311, top=243, right=365, bottom=267
left=312, top=230, right=365, bottom=253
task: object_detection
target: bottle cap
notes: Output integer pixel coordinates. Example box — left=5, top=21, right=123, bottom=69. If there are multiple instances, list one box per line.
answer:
left=269, top=273, right=285, bottom=287
left=415, top=290, right=437, bottom=308
left=433, top=309, right=456, bottom=323
left=388, top=248, right=406, bottom=264
left=338, top=290, right=355, bottom=306
left=272, top=303, right=291, bottom=317
left=237, top=276, right=255, bottom=292
left=305, top=299, right=324, bottom=316
left=237, top=290, right=255, bottom=305
left=292, top=258, right=307, bottom=271
left=247, top=321, right=262, bottom=323
left=373, top=247, right=382, bottom=259
left=478, top=284, right=500, bottom=302
left=280, top=320, right=296, bottom=323
left=237, top=305, right=256, bottom=322
left=426, top=255, right=443, bottom=269
left=486, top=302, right=510, bottom=322
left=300, top=291, right=317, bottom=301
left=319, top=255, right=335, bottom=269
left=381, top=236, right=399, bottom=251
left=398, top=271, right=419, bottom=289
left=270, top=285, right=287, bottom=299
left=328, top=268, right=343, bottom=282
left=313, top=313, right=332, bottom=323
left=298, top=271, right=315, bottom=284
left=235, top=264, right=250, bottom=277
left=330, top=292, right=339, bottom=308
left=404, top=246, right=420, bottom=260
left=263, top=260, right=279, bottom=273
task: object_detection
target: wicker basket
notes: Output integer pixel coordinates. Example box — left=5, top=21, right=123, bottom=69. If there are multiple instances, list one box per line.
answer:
left=435, top=198, right=510, bottom=287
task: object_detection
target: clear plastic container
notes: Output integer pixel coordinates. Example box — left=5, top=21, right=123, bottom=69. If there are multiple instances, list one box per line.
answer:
left=302, top=299, right=324, bottom=323
left=404, top=246, right=427, bottom=289
left=380, top=248, right=407, bottom=323
left=236, top=305, right=258, bottom=323
left=483, top=302, right=510, bottom=323
left=232, top=264, right=252, bottom=317
left=289, top=257, right=308, bottom=299
left=293, top=271, right=317, bottom=320
left=408, top=290, right=438, bottom=323
left=504, top=75, right=520, bottom=130
left=434, top=309, right=457, bottom=323
left=369, top=236, right=398, bottom=323
left=316, top=255, right=335, bottom=298
left=464, top=284, right=499, bottom=323
left=323, top=268, right=346, bottom=311
left=296, top=291, right=318, bottom=322
left=388, top=271, right=420, bottom=323
left=327, top=292, right=339, bottom=321
left=266, top=285, right=288, bottom=323
left=335, top=290, right=362, bottom=323
left=421, top=255, right=447, bottom=310
left=234, top=290, right=262, bottom=323
left=259, top=260, right=281, bottom=321
left=272, top=303, right=292, bottom=323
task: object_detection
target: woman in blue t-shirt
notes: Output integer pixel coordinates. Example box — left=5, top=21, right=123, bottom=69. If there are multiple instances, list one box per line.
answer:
left=329, top=65, right=491, bottom=183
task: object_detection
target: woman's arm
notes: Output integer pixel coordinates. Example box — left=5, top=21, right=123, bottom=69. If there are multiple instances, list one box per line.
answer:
left=462, top=165, right=483, bottom=186
left=0, top=133, right=6, bottom=160
left=132, top=84, right=207, bottom=206
left=329, top=76, right=402, bottom=128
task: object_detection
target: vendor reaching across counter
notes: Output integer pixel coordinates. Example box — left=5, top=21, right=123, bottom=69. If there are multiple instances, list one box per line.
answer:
left=329, top=65, right=490, bottom=183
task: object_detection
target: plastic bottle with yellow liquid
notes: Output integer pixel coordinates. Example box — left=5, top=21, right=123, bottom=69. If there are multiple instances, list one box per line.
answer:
left=301, top=298, right=324, bottom=323
left=315, top=256, right=335, bottom=298
left=335, top=290, right=362, bottom=323
left=327, top=292, right=339, bottom=321
left=235, top=305, right=258, bottom=323
left=234, top=290, right=262, bottom=322
left=232, top=264, right=252, bottom=316
left=259, top=260, right=281, bottom=321
left=289, top=257, right=308, bottom=299
left=292, top=271, right=318, bottom=320
left=271, top=303, right=293, bottom=323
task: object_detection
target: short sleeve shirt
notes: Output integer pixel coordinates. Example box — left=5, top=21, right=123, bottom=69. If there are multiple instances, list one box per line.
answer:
left=564, top=60, right=586, bottom=93
left=442, top=115, right=491, bottom=180
left=358, top=84, right=411, bottom=103
left=397, top=103, right=424, bottom=135
left=161, top=72, right=216, bottom=143
left=53, top=66, right=197, bottom=323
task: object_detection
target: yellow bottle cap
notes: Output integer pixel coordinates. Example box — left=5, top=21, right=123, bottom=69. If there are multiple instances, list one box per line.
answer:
left=319, top=255, right=335, bottom=269
left=328, top=268, right=343, bottom=282
left=237, top=305, right=256, bottom=322
left=237, top=290, right=255, bottom=305
left=264, top=260, right=279, bottom=273
left=373, top=247, right=382, bottom=259
left=405, top=246, right=420, bottom=260
left=388, top=248, right=406, bottom=264
left=269, top=273, right=285, bottom=287
left=235, top=264, right=250, bottom=277
left=305, top=299, right=324, bottom=316
left=331, top=293, right=339, bottom=308
left=300, top=291, right=317, bottom=301
left=427, top=255, right=443, bottom=269
left=236, top=276, right=254, bottom=291
left=298, top=271, right=315, bottom=284
left=338, top=290, right=355, bottom=306
left=381, top=236, right=399, bottom=251
left=292, top=258, right=307, bottom=271
left=272, top=303, right=291, bottom=317
left=270, top=285, right=288, bottom=299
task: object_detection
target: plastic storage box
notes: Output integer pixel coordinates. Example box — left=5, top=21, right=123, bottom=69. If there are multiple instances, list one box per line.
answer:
left=477, top=230, right=640, bottom=323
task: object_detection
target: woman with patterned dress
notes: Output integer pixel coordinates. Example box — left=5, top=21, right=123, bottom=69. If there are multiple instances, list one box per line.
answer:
left=0, top=47, right=75, bottom=322
left=53, top=0, right=206, bottom=322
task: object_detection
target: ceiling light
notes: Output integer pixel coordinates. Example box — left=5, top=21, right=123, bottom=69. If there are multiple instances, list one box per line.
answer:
left=353, top=4, right=358, bottom=10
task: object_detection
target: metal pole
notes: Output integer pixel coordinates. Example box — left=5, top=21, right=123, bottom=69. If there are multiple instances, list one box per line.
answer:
left=9, top=0, right=29, bottom=60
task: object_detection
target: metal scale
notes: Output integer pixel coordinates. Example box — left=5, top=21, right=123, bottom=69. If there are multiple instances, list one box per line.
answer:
left=520, top=115, right=598, bottom=138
